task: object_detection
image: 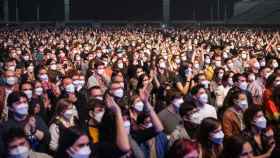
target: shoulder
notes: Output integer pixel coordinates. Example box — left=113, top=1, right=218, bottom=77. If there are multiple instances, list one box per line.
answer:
left=30, top=150, right=53, bottom=158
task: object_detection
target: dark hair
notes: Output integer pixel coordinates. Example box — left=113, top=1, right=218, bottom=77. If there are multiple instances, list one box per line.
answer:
left=166, top=138, right=199, bottom=158
left=166, top=89, right=182, bottom=105
left=198, top=117, right=220, bottom=149
left=179, top=100, right=196, bottom=117
left=266, top=74, right=279, bottom=89
left=19, top=81, right=33, bottom=91
left=94, top=59, right=105, bottom=69
left=221, top=135, right=250, bottom=158
left=190, top=84, right=205, bottom=96
left=4, top=127, right=27, bottom=146
left=55, top=126, right=86, bottom=158
left=225, top=87, right=245, bottom=108
left=243, top=106, right=263, bottom=130
left=88, top=98, right=105, bottom=111
left=233, top=73, right=245, bottom=83
left=7, top=91, right=28, bottom=108
left=272, top=85, right=280, bottom=106
left=49, top=99, right=71, bottom=125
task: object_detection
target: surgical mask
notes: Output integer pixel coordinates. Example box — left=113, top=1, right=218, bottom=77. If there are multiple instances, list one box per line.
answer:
left=134, top=101, right=144, bottom=112
left=236, top=99, right=248, bottom=111
left=65, top=84, right=75, bottom=93
left=241, top=54, right=247, bottom=59
left=260, top=61, right=266, bottom=67
left=94, top=111, right=105, bottom=123
left=14, top=103, right=29, bottom=118
left=198, top=93, right=208, bottom=105
left=159, top=62, right=166, bottom=69
left=27, top=66, right=34, bottom=72
left=39, top=74, right=49, bottom=81
left=8, top=66, right=16, bottom=71
left=118, top=63, right=124, bottom=69
left=23, top=90, right=32, bottom=99
left=73, top=80, right=85, bottom=91
left=273, top=62, right=278, bottom=68
left=254, top=116, right=267, bottom=130
left=9, top=145, right=30, bottom=158
left=254, top=62, right=260, bottom=69
left=201, top=80, right=209, bottom=89
left=172, top=98, right=184, bottom=109
left=50, top=64, right=57, bottom=70
left=144, top=122, right=153, bottom=129
left=194, top=63, right=200, bottom=69
left=205, top=58, right=211, bottom=64
left=113, top=88, right=124, bottom=98
left=175, top=59, right=181, bottom=64
left=34, top=87, right=43, bottom=96
left=223, top=53, right=228, bottom=59
left=239, top=82, right=248, bottom=90
left=218, top=73, right=224, bottom=79
left=210, top=131, right=224, bottom=145
left=124, top=120, right=131, bottom=134
left=228, top=78, right=234, bottom=86
left=227, top=63, right=234, bottom=69
left=64, top=109, right=74, bottom=120
left=6, top=77, right=17, bottom=85
left=23, top=56, right=29, bottom=61
left=248, top=75, right=255, bottom=82
left=95, top=96, right=103, bottom=101
left=71, top=145, right=91, bottom=158
left=97, top=69, right=104, bottom=75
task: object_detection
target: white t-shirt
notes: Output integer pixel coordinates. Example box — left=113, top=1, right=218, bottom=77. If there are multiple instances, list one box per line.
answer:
left=193, top=104, right=218, bottom=124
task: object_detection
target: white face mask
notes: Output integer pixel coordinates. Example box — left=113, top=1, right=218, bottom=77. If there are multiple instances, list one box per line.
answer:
left=64, top=109, right=74, bottom=120
left=94, top=111, right=105, bottom=123
left=201, top=80, right=209, bottom=89
left=113, top=88, right=124, bottom=98
left=228, top=78, right=234, bottom=86
left=236, top=99, right=248, bottom=111
left=27, top=66, right=34, bottom=72
left=118, top=63, right=124, bottom=69
left=39, top=74, right=49, bottom=81
left=210, top=131, right=224, bottom=145
left=23, top=90, right=33, bottom=99
left=70, top=145, right=91, bottom=158
left=172, top=98, right=184, bottom=109
left=254, top=116, right=267, bottom=130
left=159, top=62, right=166, bottom=69
left=205, top=58, right=211, bottom=64
left=198, top=93, right=208, bottom=105
left=97, top=69, right=104, bottom=75
left=65, top=84, right=75, bottom=93
left=273, top=62, right=279, bottom=68
left=134, top=101, right=144, bottom=112
left=239, top=82, right=248, bottom=91
left=14, top=103, right=29, bottom=116
left=34, top=87, right=43, bottom=96
left=50, top=64, right=57, bottom=70
left=73, top=80, right=85, bottom=91
left=9, top=145, right=30, bottom=158
left=6, top=77, right=17, bottom=85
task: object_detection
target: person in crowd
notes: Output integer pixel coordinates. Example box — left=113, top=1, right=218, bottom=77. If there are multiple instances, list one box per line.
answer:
left=222, top=88, right=248, bottom=137
left=198, top=117, right=224, bottom=158
left=3, top=127, right=52, bottom=158
left=221, top=135, right=254, bottom=158
left=241, top=106, right=275, bottom=158
left=166, top=138, right=200, bottom=158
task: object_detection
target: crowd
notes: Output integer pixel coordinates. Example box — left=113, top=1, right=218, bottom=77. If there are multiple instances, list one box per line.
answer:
left=0, top=25, right=279, bottom=158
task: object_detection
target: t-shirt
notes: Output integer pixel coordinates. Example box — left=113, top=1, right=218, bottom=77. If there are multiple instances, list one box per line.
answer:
left=195, top=104, right=217, bottom=124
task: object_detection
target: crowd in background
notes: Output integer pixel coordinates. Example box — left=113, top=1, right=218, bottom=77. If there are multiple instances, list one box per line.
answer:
left=0, top=25, right=279, bottom=158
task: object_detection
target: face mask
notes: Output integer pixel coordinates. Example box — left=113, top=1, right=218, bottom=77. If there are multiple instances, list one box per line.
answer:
left=6, top=77, right=17, bottom=85
left=210, top=131, right=224, bottom=145
left=9, top=145, right=29, bottom=158
left=65, top=84, right=75, bottom=93
left=50, top=64, right=57, bottom=70
left=159, top=62, right=166, bottom=69
left=241, top=54, right=247, bottom=59
left=95, top=96, right=103, bottom=101
left=8, top=66, right=16, bottom=71
left=64, top=109, right=74, bottom=120
left=248, top=75, right=255, bottom=82
left=134, top=101, right=144, bottom=112
left=14, top=103, right=29, bottom=119
left=71, top=145, right=91, bottom=158
left=260, top=61, right=266, bottom=67
left=254, top=116, right=267, bottom=130
left=144, top=122, right=153, bottom=129
left=205, top=58, right=211, bottom=64
left=223, top=53, right=228, bottom=59
left=27, top=66, right=34, bottom=72
left=198, top=93, right=208, bottom=105
left=118, top=63, right=124, bottom=69
left=124, top=120, right=131, bottom=134
left=201, top=80, right=209, bottom=89
left=236, top=99, right=248, bottom=111
left=73, top=80, right=85, bottom=91
left=218, top=73, right=224, bottom=79
left=34, top=87, right=43, bottom=96
left=181, top=56, right=187, bottom=61
left=239, top=81, right=248, bottom=91
left=194, top=64, right=200, bottom=69
left=228, top=78, right=234, bottom=86
left=215, top=61, right=222, bottom=67
left=274, top=81, right=280, bottom=87
left=172, top=98, right=184, bottom=109
left=254, top=62, right=260, bottom=69
left=273, top=62, right=279, bottom=68
left=94, top=111, right=104, bottom=123
left=227, top=63, right=234, bottom=69
left=23, top=90, right=32, bottom=99
left=39, top=74, right=49, bottom=81
left=175, top=59, right=181, bottom=64
left=113, top=88, right=124, bottom=98
left=97, top=69, right=104, bottom=75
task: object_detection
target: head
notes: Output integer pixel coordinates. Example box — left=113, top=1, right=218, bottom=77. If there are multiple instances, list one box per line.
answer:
left=229, top=88, right=248, bottom=111
left=222, top=135, right=253, bottom=158
left=109, top=81, right=125, bottom=99
left=243, top=106, right=267, bottom=131
left=7, top=92, right=29, bottom=121
left=191, top=85, right=208, bottom=106
left=56, top=127, right=91, bottom=158
left=88, top=99, right=106, bottom=126
left=52, top=99, right=75, bottom=121
left=5, top=70, right=18, bottom=86
left=167, top=90, right=184, bottom=110
left=198, top=118, right=224, bottom=147
left=233, top=73, right=248, bottom=91
left=20, top=82, right=33, bottom=100
left=72, top=73, right=85, bottom=92
left=89, top=86, right=103, bottom=100
left=167, top=139, right=199, bottom=158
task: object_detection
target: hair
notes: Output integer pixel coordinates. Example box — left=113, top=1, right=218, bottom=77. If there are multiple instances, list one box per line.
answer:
left=49, top=99, right=71, bottom=125
left=19, top=81, right=33, bottom=91
left=87, top=98, right=105, bottom=111
left=213, top=67, right=225, bottom=81
left=198, top=117, right=221, bottom=149
left=179, top=99, right=197, bottom=117
left=93, top=59, right=105, bottom=69
left=243, top=106, right=263, bottom=130
left=7, top=91, right=28, bottom=108
left=232, top=73, right=245, bottom=83
left=221, top=135, right=250, bottom=158
left=55, top=126, right=86, bottom=158
left=266, top=74, right=279, bottom=89
left=225, top=87, right=245, bottom=108
left=166, top=89, right=182, bottom=105
left=190, top=84, right=205, bottom=96
left=166, top=138, right=199, bottom=158
left=272, top=85, right=280, bottom=107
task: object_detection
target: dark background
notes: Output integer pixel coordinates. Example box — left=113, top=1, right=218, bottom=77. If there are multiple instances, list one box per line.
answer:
left=0, top=0, right=239, bottom=21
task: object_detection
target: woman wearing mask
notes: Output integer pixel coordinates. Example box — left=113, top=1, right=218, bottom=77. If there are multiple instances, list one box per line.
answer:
left=242, top=106, right=275, bottom=158
left=174, top=65, right=192, bottom=96
left=49, top=99, right=78, bottom=152
left=210, top=67, right=226, bottom=108
left=21, top=61, right=36, bottom=82
left=221, top=135, right=254, bottom=158
left=198, top=117, right=224, bottom=158
left=222, top=88, right=248, bottom=137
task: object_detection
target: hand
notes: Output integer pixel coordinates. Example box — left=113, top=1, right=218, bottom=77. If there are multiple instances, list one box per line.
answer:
left=139, top=88, right=150, bottom=104
left=265, top=144, right=275, bottom=157
left=24, top=117, right=36, bottom=135
left=105, top=95, right=120, bottom=113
